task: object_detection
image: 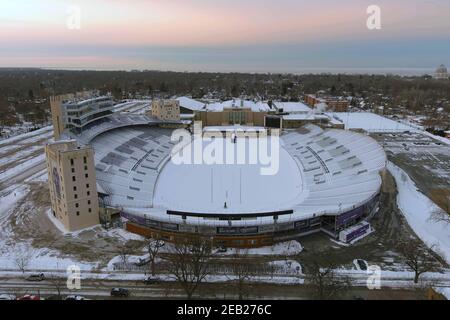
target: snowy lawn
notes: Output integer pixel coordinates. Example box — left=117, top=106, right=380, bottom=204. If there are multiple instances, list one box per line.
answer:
left=215, top=240, right=303, bottom=256
left=387, top=161, right=450, bottom=264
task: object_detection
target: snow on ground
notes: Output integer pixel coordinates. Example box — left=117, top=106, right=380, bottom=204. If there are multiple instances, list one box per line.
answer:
left=0, top=184, right=97, bottom=272
left=387, top=161, right=450, bottom=264
left=330, top=112, right=415, bottom=132
left=434, top=286, right=450, bottom=299
left=24, top=169, right=48, bottom=183
left=0, top=244, right=95, bottom=271
left=0, top=184, right=29, bottom=221
left=421, top=130, right=450, bottom=146
left=105, top=228, right=146, bottom=241
left=268, top=260, right=303, bottom=275
left=0, top=145, right=43, bottom=166
left=0, top=153, right=45, bottom=181
left=217, top=240, right=303, bottom=256
left=106, top=253, right=152, bottom=271
left=0, top=126, right=52, bottom=146
left=16, top=130, right=53, bottom=146
left=45, top=209, right=71, bottom=234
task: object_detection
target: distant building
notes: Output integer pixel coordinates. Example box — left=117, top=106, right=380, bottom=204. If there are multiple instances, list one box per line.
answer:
left=434, top=64, right=449, bottom=80
left=194, top=99, right=269, bottom=126
left=304, top=94, right=349, bottom=112
left=151, top=99, right=181, bottom=121
left=45, top=140, right=100, bottom=232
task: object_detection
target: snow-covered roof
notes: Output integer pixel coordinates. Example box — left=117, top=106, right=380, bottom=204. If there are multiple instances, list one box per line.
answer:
left=282, top=114, right=328, bottom=121
left=203, top=125, right=266, bottom=132
left=176, top=96, right=206, bottom=111
left=274, top=102, right=312, bottom=113
left=329, top=112, right=416, bottom=133
left=205, top=99, right=270, bottom=112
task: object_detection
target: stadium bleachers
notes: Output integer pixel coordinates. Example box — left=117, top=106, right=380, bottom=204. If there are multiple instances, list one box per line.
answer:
left=283, top=124, right=386, bottom=215
left=90, top=125, right=176, bottom=208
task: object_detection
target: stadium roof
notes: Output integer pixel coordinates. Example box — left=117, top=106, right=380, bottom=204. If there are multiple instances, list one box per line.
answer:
left=176, top=96, right=206, bottom=111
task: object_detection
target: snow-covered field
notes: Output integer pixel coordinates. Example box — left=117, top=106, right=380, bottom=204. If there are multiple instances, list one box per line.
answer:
left=0, top=126, right=52, bottom=146
left=216, top=240, right=303, bottom=256
left=387, top=161, right=450, bottom=264
left=331, top=112, right=416, bottom=132
left=0, top=153, right=45, bottom=181
left=0, top=182, right=96, bottom=271
left=153, top=137, right=303, bottom=213
left=0, top=125, right=53, bottom=183
left=0, top=145, right=43, bottom=166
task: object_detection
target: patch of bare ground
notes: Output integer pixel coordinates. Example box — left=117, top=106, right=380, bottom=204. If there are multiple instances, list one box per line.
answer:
left=7, top=181, right=147, bottom=268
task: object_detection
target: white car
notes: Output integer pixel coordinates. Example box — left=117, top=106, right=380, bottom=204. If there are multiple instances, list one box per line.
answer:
left=0, top=293, right=16, bottom=300
left=65, top=295, right=88, bottom=300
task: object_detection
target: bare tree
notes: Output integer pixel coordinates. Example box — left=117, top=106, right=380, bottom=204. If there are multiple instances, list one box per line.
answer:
left=430, top=200, right=450, bottom=224
left=14, top=252, right=31, bottom=274
left=118, top=243, right=131, bottom=267
left=48, top=273, right=65, bottom=299
left=304, top=250, right=350, bottom=300
left=147, top=238, right=165, bottom=276
left=398, top=238, right=438, bottom=284
left=165, top=236, right=213, bottom=299
left=226, top=249, right=256, bottom=300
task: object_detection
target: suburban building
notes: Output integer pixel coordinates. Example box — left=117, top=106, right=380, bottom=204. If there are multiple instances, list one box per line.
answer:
left=434, top=64, right=449, bottom=80
left=194, top=99, right=271, bottom=126
left=45, top=140, right=100, bottom=231
left=304, top=94, right=350, bottom=112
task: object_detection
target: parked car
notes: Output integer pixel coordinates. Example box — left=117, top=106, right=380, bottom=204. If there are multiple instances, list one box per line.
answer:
left=143, top=277, right=160, bottom=285
left=216, top=246, right=227, bottom=253
left=26, top=273, right=45, bottom=281
left=65, top=295, right=88, bottom=300
left=0, top=293, right=16, bottom=300
left=134, top=258, right=150, bottom=267
left=110, top=288, right=129, bottom=297
left=17, top=294, right=41, bottom=300
left=356, top=259, right=368, bottom=271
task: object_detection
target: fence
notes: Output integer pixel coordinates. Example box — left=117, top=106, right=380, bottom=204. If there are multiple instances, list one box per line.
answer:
left=111, top=260, right=301, bottom=276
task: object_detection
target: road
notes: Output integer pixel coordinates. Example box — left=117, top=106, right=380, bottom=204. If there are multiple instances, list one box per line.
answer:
left=0, top=265, right=449, bottom=300
left=0, top=276, right=432, bottom=300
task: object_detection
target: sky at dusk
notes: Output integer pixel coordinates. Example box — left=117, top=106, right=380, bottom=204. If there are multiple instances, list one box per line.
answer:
left=1, top=0, right=449, bottom=73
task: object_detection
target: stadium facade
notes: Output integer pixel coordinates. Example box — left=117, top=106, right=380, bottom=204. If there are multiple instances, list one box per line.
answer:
left=46, top=93, right=386, bottom=247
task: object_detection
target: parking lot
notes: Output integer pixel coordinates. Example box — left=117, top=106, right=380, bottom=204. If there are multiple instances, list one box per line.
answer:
left=372, top=132, right=450, bottom=213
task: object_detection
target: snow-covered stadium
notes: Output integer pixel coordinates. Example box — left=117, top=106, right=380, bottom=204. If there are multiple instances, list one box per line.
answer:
left=71, top=114, right=386, bottom=248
